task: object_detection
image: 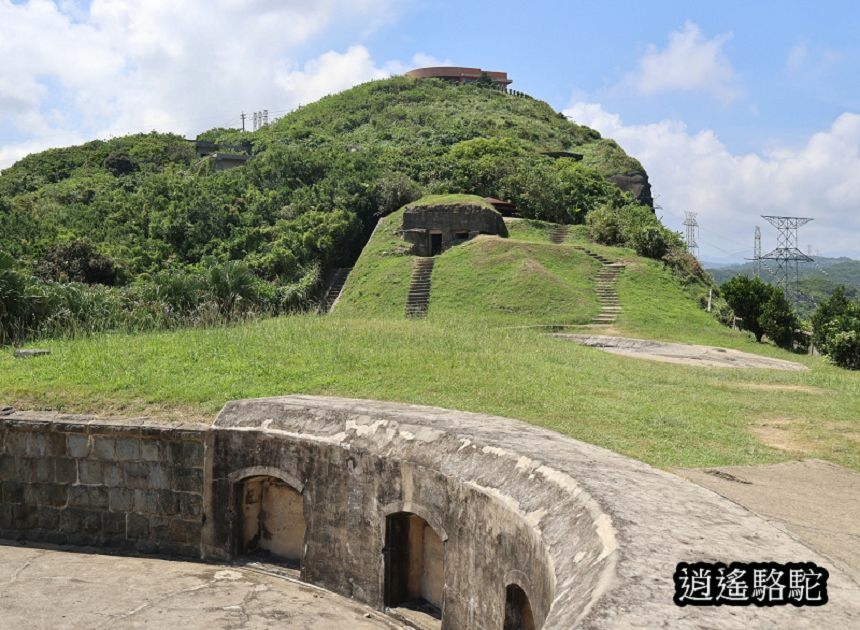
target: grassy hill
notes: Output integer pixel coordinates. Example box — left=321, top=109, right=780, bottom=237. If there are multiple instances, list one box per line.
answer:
left=5, top=219, right=858, bottom=472
left=334, top=210, right=602, bottom=325
left=2, top=76, right=857, bottom=476
left=1, top=76, right=654, bottom=344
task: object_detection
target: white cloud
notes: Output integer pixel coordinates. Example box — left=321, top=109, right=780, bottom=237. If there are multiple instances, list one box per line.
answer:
left=276, top=45, right=397, bottom=106
left=626, top=21, right=739, bottom=103
left=0, top=0, right=402, bottom=168
left=410, top=52, right=454, bottom=68
left=564, top=102, right=860, bottom=259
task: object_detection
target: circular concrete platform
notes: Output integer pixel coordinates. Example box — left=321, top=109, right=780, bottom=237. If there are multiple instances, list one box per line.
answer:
left=0, top=542, right=396, bottom=629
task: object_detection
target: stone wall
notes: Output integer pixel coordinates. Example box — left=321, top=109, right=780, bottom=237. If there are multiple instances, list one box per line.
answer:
left=0, top=412, right=206, bottom=557
left=204, top=399, right=569, bottom=630
left=3, top=398, right=860, bottom=629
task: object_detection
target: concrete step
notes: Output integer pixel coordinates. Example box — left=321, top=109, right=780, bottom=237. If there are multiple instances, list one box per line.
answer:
left=406, top=257, right=435, bottom=318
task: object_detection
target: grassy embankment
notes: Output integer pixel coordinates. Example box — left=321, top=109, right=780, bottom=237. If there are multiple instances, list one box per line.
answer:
left=2, top=219, right=858, bottom=472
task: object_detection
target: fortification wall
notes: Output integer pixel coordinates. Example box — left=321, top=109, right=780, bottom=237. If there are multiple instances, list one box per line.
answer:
left=0, top=412, right=205, bottom=557
left=2, top=398, right=859, bottom=629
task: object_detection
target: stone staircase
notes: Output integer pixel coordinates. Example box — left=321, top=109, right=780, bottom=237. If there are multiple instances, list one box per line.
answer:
left=549, top=224, right=569, bottom=244
left=406, top=257, right=435, bottom=318
left=319, top=267, right=352, bottom=313
left=572, top=245, right=625, bottom=326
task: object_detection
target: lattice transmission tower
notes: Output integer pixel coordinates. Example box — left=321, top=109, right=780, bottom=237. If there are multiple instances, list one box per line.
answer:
left=753, top=226, right=761, bottom=278
left=682, top=211, right=699, bottom=258
left=760, top=215, right=814, bottom=303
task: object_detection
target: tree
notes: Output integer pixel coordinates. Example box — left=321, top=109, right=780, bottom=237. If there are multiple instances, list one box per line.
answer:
left=811, top=287, right=860, bottom=369
left=721, top=276, right=774, bottom=342
left=811, top=286, right=852, bottom=350
left=759, top=288, right=799, bottom=349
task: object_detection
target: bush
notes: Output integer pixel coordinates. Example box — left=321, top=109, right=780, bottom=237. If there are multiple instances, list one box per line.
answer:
left=103, top=150, right=139, bottom=176
left=376, top=172, right=423, bottom=217
left=811, top=286, right=853, bottom=350
left=759, top=289, right=799, bottom=350
left=632, top=225, right=670, bottom=259
left=824, top=322, right=860, bottom=370
left=34, top=238, right=123, bottom=286
left=811, top=288, right=860, bottom=369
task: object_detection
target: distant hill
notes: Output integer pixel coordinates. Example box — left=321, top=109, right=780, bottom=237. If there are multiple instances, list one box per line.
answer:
left=706, top=256, right=860, bottom=316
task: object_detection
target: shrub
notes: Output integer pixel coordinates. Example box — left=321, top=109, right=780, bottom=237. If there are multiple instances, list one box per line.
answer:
left=34, top=238, right=123, bottom=286
left=376, top=172, right=423, bottom=217
left=103, top=150, right=139, bottom=176
left=811, top=286, right=853, bottom=350
left=632, top=225, right=670, bottom=259
left=811, top=288, right=860, bottom=369
left=759, top=289, right=799, bottom=350
left=824, top=322, right=860, bottom=370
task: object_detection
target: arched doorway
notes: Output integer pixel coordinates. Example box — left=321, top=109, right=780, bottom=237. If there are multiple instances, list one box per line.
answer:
left=238, top=475, right=305, bottom=568
left=503, top=583, right=536, bottom=630
left=384, top=512, right=445, bottom=618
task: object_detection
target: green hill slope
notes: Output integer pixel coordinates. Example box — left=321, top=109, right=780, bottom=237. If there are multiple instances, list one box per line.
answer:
left=334, top=210, right=602, bottom=325
left=1, top=76, right=655, bottom=343
left=335, top=206, right=742, bottom=347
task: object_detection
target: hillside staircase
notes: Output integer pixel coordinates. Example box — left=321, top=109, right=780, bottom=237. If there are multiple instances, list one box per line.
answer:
left=320, top=267, right=352, bottom=313
left=406, top=257, right=435, bottom=318
left=572, top=245, right=625, bottom=326
left=549, top=225, right=569, bottom=244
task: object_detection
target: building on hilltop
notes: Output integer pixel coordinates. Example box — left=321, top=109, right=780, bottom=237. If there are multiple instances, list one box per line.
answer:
left=405, top=66, right=512, bottom=91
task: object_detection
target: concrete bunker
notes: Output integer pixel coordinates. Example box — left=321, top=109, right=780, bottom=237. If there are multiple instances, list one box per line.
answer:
left=7, top=398, right=860, bottom=628
left=384, top=512, right=445, bottom=618
left=504, top=583, right=537, bottom=630
left=401, top=196, right=507, bottom=256
left=232, top=469, right=306, bottom=568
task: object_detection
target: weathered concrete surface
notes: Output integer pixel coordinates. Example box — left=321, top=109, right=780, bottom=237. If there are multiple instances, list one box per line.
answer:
left=555, top=334, right=809, bottom=370
left=0, top=412, right=206, bottom=557
left=676, top=460, right=860, bottom=583
left=209, top=396, right=860, bottom=629
left=0, top=541, right=394, bottom=629
left=401, top=200, right=507, bottom=256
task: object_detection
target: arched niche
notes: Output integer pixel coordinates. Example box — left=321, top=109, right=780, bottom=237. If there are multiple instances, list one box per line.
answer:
left=383, top=511, right=446, bottom=620
left=503, top=583, right=536, bottom=630
left=232, top=470, right=306, bottom=568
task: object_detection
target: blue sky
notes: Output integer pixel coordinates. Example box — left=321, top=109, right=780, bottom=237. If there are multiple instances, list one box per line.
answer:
left=2, top=0, right=860, bottom=261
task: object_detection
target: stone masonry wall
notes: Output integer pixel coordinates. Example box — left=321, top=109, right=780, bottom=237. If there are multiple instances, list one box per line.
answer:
left=0, top=412, right=206, bottom=557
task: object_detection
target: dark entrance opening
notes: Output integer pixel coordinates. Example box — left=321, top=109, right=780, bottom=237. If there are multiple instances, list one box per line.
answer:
left=503, top=584, right=536, bottom=630
left=237, top=476, right=305, bottom=569
left=430, top=233, right=443, bottom=256
left=384, top=512, right=444, bottom=619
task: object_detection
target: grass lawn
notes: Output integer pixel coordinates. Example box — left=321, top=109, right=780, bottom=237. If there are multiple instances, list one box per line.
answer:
left=3, top=217, right=858, bottom=472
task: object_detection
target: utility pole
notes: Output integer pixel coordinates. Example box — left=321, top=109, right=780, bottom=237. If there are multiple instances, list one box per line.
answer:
left=760, top=215, right=814, bottom=304
left=682, top=211, right=699, bottom=258
left=240, top=112, right=246, bottom=131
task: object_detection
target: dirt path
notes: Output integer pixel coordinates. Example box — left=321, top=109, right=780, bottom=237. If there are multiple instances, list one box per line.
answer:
left=554, top=334, right=808, bottom=370
left=675, top=460, right=860, bottom=584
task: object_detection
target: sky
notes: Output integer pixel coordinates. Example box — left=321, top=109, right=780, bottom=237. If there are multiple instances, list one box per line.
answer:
left=2, top=0, right=860, bottom=262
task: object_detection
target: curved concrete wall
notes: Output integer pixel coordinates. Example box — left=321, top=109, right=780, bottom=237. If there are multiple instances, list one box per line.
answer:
left=202, top=396, right=860, bottom=629
left=3, top=399, right=859, bottom=628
